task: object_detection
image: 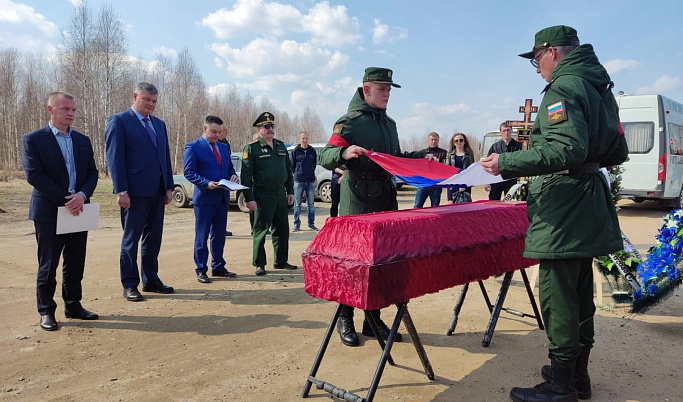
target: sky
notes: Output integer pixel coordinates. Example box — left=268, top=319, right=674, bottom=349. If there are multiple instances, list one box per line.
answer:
left=1, top=0, right=682, bottom=144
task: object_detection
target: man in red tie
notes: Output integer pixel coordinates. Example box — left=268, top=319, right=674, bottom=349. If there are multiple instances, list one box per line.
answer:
left=183, top=115, right=239, bottom=284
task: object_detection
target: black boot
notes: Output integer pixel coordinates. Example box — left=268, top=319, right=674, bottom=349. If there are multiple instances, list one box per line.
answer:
left=361, top=310, right=403, bottom=342
left=510, top=357, right=578, bottom=402
left=336, top=305, right=359, bottom=347
left=541, top=348, right=592, bottom=399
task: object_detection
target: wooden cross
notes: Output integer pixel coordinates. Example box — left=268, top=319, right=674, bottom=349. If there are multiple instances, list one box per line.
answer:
left=505, top=99, right=538, bottom=131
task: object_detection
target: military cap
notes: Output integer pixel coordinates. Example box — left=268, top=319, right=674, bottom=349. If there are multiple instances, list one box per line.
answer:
left=518, top=25, right=580, bottom=59
left=253, top=112, right=275, bottom=127
left=363, top=67, right=401, bottom=88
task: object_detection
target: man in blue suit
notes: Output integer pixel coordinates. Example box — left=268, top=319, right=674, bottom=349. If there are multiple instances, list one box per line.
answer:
left=22, top=91, right=99, bottom=331
left=105, top=82, right=175, bottom=302
left=183, top=116, right=239, bottom=283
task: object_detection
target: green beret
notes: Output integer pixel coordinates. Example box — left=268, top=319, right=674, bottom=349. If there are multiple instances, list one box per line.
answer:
left=519, top=25, right=580, bottom=59
left=363, top=67, right=401, bottom=88
left=253, top=112, right=275, bottom=127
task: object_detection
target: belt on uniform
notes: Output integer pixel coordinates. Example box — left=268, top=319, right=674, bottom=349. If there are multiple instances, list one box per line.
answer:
left=557, top=163, right=600, bottom=175
left=346, top=170, right=392, bottom=182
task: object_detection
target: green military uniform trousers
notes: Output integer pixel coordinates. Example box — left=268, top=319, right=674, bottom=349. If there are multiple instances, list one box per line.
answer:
left=538, top=258, right=595, bottom=361
left=252, top=187, right=289, bottom=267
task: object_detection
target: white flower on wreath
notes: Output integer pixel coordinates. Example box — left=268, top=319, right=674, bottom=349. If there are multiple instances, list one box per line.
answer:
left=665, top=217, right=678, bottom=229
left=675, top=210, right=683, bottom=219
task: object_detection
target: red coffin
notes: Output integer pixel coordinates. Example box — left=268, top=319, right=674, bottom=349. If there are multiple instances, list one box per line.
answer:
left=303, top=200, right=538, bottom=310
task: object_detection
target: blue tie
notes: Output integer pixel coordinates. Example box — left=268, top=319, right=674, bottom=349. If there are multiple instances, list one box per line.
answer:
left=142, top=117, right=157, bottom=148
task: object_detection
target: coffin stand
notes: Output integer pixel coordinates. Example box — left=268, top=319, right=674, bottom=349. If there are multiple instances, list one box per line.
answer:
left=301, top=201, right=541, bottom=402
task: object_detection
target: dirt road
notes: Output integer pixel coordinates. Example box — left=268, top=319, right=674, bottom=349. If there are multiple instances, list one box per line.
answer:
left=0, top=179, right=681, bottom=401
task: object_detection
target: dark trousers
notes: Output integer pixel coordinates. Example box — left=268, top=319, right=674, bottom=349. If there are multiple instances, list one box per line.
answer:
left=119, top=191, right=165, bottom=288
left=330, top=180, right=341, bottom=217
left=339, top=304, right=381, bottom=324
left=194, top=201, right=228, bottom=275
left=34, top=221, right=88, bottom=315
left=252, top=189, right=289, bottom=266
left=488, top=180, right=516, bottom=200
left=539, top=258, right=595, bottom=360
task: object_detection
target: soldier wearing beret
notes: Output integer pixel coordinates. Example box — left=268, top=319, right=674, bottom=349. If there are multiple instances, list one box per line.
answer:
left=481, top=26, right=628, bottom=402
left=241, top=112, right=297, bottom=276
left=320, top=67, right=427, bottom=347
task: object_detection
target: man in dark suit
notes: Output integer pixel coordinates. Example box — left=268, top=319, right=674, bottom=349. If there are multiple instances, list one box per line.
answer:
left=22, top=91, right=99, bottom=331
left=105, top=82, right=175, bottom=302
left=183, top=116, right=239, bottom=283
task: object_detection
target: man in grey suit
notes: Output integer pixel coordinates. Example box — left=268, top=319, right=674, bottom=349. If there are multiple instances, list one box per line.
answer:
left=105, top=82, right=175, bottom=302
left=22, top=91, right=99, bottom=331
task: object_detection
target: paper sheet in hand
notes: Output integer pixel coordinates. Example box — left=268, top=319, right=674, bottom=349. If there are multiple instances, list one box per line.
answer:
left=56, top=203, right=99, bottom=235
left=217, top=179, right=248, bottom=191
left=437, top=162, right=506, bottom=187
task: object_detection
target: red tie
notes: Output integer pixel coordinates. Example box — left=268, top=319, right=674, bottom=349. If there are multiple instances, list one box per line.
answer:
left=211, top=143, right=222, bottom=166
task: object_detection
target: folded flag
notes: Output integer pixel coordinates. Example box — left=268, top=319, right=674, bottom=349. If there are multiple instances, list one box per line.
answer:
left=366, top=151, right=461, bottom=187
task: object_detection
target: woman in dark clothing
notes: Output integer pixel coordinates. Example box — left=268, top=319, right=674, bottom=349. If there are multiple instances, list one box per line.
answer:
left=446, top=133, right=475, bottom=203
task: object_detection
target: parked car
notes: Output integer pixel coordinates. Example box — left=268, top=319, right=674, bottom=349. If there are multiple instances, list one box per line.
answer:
left=172, top=152, right=250, bottom=212
left=287, top=143, right=333, bottom=203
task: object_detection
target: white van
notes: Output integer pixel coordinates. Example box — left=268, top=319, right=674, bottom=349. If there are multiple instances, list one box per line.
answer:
left=617, top=94, right=683, bottom=208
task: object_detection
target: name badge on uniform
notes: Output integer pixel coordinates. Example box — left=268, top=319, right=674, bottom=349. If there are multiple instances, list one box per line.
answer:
left=259, top=154, right=271, bottom=158
left=278, top=151, right=286, bottom=156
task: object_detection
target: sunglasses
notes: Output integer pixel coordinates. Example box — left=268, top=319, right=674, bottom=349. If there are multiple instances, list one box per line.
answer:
left=262, top=123, right=275, bottom=129
left=454, top=139, right=464, bottom=143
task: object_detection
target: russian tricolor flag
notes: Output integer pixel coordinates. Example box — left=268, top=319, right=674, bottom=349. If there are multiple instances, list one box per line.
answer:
left=548, top=101, right=563, bottom=114
left=366, top=152, right=461, bottom=187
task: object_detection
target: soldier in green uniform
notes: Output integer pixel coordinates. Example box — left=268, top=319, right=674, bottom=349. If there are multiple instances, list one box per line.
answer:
left=319, top=67, right=428, bottom=347
left=481, top=26, right=628, bottom=402
left=241, top=112, right=297, bottom=276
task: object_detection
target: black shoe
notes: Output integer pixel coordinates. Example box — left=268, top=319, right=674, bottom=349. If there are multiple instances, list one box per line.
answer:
left=39, top=314, right=58, bottom=331
left=542, top=348, right=592, bottom=400
left=362, top=318, right=403, bottom=342
left=225, top=231, right=233, bottom=237
left=142, top=281, right=175, bottom=294
left=212, top=270, right=237, bottom=278
left=197, top=273, right=212, bottom=283
left=273, top=262, right=298, bottom=270
left=336, top=317, right=359, bottom=347
left=255, top=266, right=266, bottom=276
left=65, top=307, right=99, bottom=320
left=511, top=357, right=578, bottom=402
left=123, top=287, right=144, bottom=302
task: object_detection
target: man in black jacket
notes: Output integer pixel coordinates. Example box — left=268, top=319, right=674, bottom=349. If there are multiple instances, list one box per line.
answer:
left=486, top=123, right=522, bottom=200
left=291, top=131, right=318, bottom=231
left=414, top=132, right=448, bottom=207
left=22, top=91, right=99, bottom=331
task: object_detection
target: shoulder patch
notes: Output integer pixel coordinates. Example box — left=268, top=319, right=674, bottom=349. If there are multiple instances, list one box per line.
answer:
left=333, top=124, right=343, bottom=134
left=242, top=151, right=249, bottom=160
left=347, top=111, right=362, bottom=120
left=547, top=100, right=568, bottom=126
